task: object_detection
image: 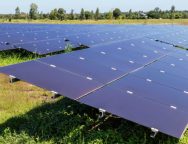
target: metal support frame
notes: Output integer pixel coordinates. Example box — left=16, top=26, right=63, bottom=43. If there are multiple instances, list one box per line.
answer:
left=98, top=108, right=106, bottom=119
left=9, top=75, right=20, bottom=83
left=51, top=91, right=61, bottom=99
left=150, top=127, right=159, bottom=138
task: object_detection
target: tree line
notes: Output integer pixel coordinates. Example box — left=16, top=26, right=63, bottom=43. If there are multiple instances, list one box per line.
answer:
left=1, top=3, right=188, bottom=21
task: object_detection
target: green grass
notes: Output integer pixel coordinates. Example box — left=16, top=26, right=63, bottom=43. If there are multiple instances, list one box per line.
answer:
left=0, top=50, right=37, bottom=67
left=1, top=19, right=188, bottom=25
left=0, top=51, right=188, bottom=143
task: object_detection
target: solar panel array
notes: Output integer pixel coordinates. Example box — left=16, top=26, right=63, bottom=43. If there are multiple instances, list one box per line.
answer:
left=148, top=25, right=188, bottom=47
left=0, top=24, right=188, bottom=138
left=0, top=24, right=188, bottom=54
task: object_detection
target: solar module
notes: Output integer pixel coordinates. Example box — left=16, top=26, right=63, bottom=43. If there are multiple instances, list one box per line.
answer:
left=0, top=24, right=188, bottom=138
left=1, top=24, right=185, bottom=54
left=79, top=77, right=188, bottom=138
left=0, top=42, right=14, bottom=51
left=109, top=75, right=188, bottom=112
left=38, top=53, right=125, bottom=84
left=0, top=60, right=103, bottom=99
left=132, top=63, right=188, bottom=92
left=15, top=38, right=68, bottom=54
left=146, top=58, right=188, bottom=80
left=88, top=39, right=168, bottom=64
left=149, top=26, right=188, bottom=48
left=67, top=48, right=144, bottom=73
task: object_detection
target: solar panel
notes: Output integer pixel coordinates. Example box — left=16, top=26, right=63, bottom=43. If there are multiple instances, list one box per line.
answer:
left=1, top=24, right=188, bottom=138
left=1, top=24, right=186, bottom=54
left=109, top=75, right=188, bottom=112
left=0, top=42, right=14, bottom=51
left=0, top=60, right=103, bottom=99
left=132, top=63, right=188, bottom=92
left=38, top=53, right=124, bottom=84
left=79, top=76, right=188, bottom=138
left=89, top=39, right=167, bottom=64
left=149, top=27, right=188, bottom=48
left=15, top=38, right=68, bottom=54
left=68, top=48, right=143, bottom=73
left=142, top=55, right=188, bottom=78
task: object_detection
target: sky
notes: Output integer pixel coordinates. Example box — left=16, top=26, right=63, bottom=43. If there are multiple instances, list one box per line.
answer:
left=0, top=0, right=187, bottom=14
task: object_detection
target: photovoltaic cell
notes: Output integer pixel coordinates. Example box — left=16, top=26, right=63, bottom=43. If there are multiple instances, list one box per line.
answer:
left=89, top=40, right=166, bottom=64
left=142, top=55, right=188, bottom=80
left=0, top=43, right=13, bottom=51
left=1, top=24, right=188, bottom=138
left=79, top=80, right=188, bottom=138
left=38, top=53, right=125, bottom=84
left=108, top=75, right=188, bottom=112
left=132, top=64, right=188, bottom=92
left=0, top=61, right=103, bottom=99
left=15, top=38, right=67, bottom=54
left=1, top=24, right=187, bottom=54
left=68, top=49, right=143, bottom=73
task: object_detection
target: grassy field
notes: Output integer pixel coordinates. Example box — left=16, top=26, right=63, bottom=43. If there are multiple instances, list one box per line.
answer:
left=0, top=19, right=188, bottom=25
left=0, top=20, right=188, bottom=143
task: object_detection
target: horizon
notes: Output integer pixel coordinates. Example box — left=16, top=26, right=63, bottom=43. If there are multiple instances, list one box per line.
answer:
left=0, top=0, right=187, bottom=14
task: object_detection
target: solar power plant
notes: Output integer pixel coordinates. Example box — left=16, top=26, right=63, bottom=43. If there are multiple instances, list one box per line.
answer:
left=2, top=24, right=187, bottom=54
left=1, top=22, right=188, bottom=139
left=0, top=24, right=157, bottom=54
left=148, top=25, right=188, bottom=48
left=0, top=24, right=188, bottom=137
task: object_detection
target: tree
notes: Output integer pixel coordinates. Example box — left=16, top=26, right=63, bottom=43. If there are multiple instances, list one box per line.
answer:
left=90, top=10, right=94, bottom=19
left=171, top=5, right=175, bottom=13
left=147, top=7, right=161, bottom=19
left=95, top=8, right=100, bottom=20
left=80, top=8, right=85, bottom=20
left=70, top=9, right=75, bottom=20
left=85, top=11, right=92, bottom=19
left=49, top=9, right=58, bottom=20
left=57, top=8, right=66, bottom=20
left=39, top=11, right=44, bottom=19
left=128, top=9, right=133, bottom=19
left=113, top=8, right=121, bottom=19
left=15, top=6, right=21, bottom=19
left=8, top=14, right=12, bottom=22
left=170, top=5, right=175, bottom=19
left=29, top=3, right=38, bottom=19
left=105, top=11, right=113, bottom=19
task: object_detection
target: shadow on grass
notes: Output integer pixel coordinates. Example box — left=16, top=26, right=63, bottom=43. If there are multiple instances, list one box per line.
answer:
left=0, top=49, right=38, bottom=58
left=0, top=44, right=89, bottom=63
left=0, top=97, right=179, bottom=144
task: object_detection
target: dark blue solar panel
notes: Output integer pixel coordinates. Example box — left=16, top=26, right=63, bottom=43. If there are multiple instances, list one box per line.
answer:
left=0, top=43, right=13, bottom=51
left=38, top=53, right=125, bottom=84
left=68, top=49, right=143, bottom=73
left=109, top=75, right=188, bottom=112
left=89, top=40, right=166, bottom=64
left=169, top=50, right=188, bottom=61
left=79, top=79, right=188, bottom=138
left=132, top=64, right=188, bottom=92
left=1, top=24, right=187, bottom=54
left=1, top=24, right=188, bottom=138
left=149, top=28, right=188, bottom=48
left=15, top=38, right=67, bottom=54
left=143, top=56, right=188, bottom=80
left=0, top=61, right=103, bottom=99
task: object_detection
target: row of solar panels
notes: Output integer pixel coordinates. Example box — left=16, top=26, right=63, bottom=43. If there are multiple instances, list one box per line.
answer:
left=0, top=24, right=188, bottom=138
left=0, top=24, right=188, bottom=55
left=1, top=35, right=188, bottom=138
left=0, top=25, right=159, bottom=54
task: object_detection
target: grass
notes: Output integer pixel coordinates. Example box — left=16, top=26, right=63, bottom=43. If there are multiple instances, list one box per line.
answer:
left=0, top=29, right=188, bottom=143
left=1, top=19, right=188, bottom=25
